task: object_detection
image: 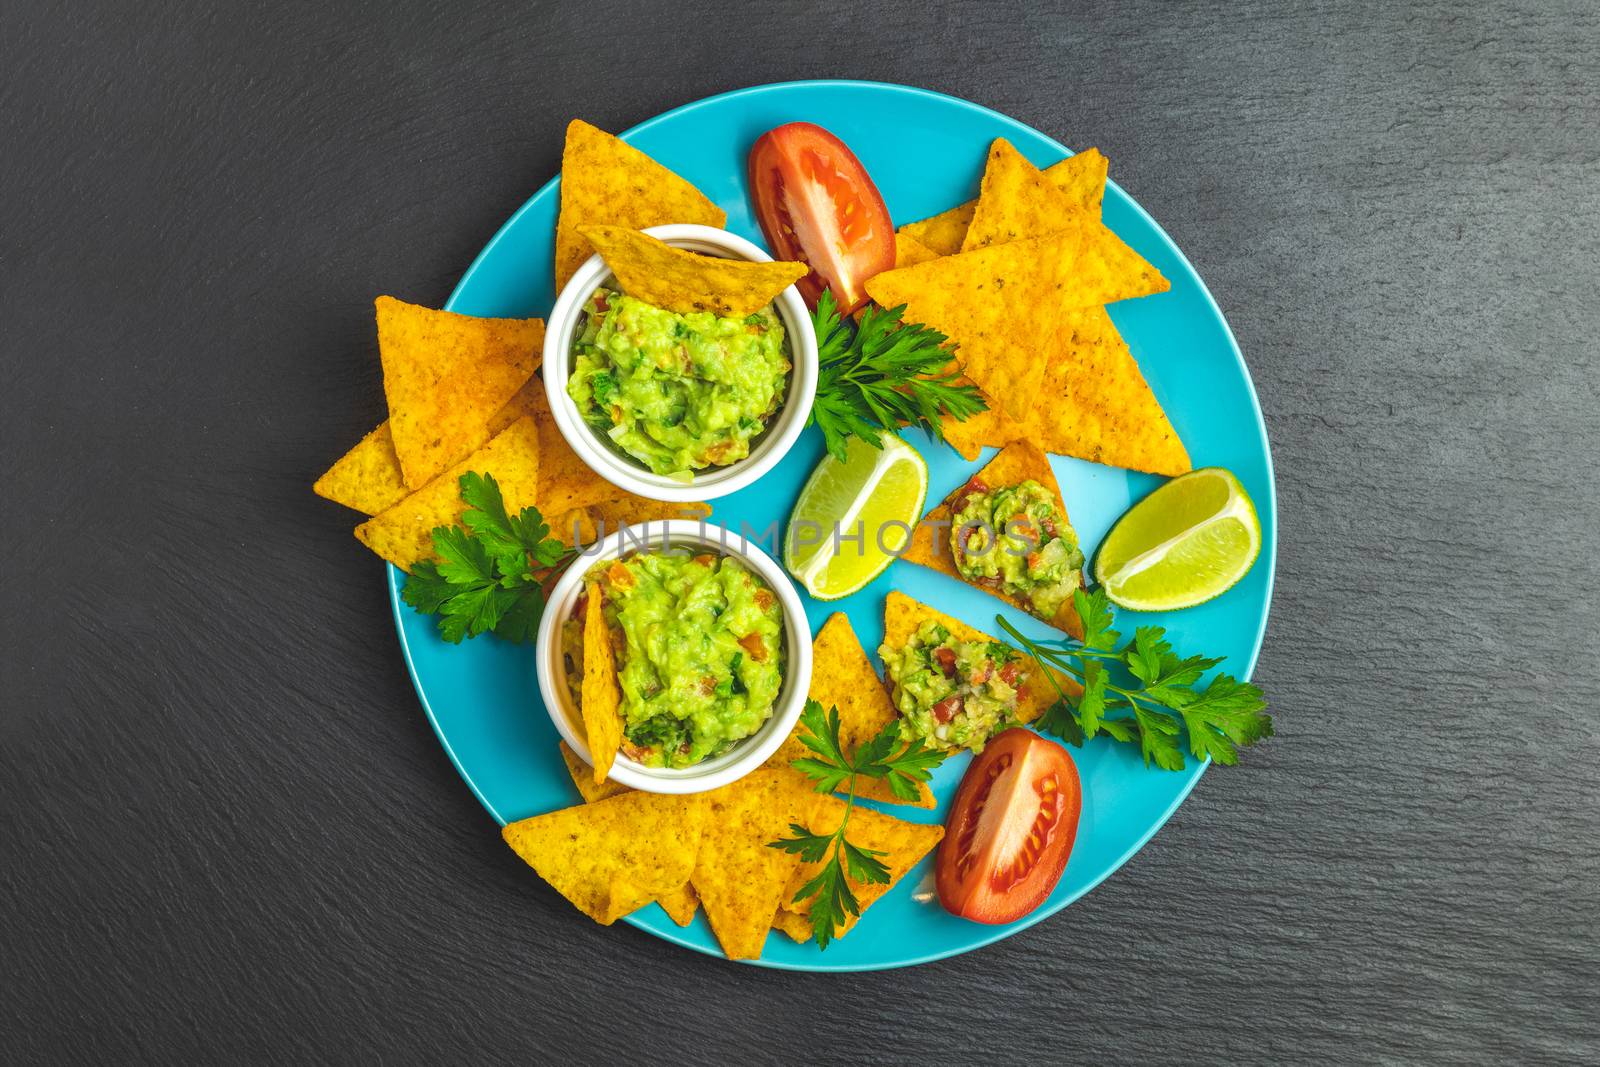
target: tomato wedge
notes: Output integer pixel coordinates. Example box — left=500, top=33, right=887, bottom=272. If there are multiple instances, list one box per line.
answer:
left=936, top=728, right=1082, bottom=924
left=747, top=122, right=895, bottom=312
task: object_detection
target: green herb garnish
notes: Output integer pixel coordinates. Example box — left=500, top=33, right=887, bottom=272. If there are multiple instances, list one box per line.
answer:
left=808, top=290, right=987, bottom=463
left=767, top=700, right=946, bottom=948
left=399, top=471, right=575, bottom=644
left=1000, top=588, right=1273, bottom=770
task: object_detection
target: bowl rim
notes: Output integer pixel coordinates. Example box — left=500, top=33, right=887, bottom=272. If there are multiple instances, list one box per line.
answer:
left=541, top=223, right=818, bottom=503
left=534, top=518, right=814, bottom=794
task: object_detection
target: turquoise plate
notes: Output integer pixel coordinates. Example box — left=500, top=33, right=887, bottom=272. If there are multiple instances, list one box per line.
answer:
left=388, top=80, right=1276, bottom=971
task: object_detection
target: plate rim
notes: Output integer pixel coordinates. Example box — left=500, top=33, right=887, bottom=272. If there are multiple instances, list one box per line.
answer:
left=386, top=78, right=1279, bottom=971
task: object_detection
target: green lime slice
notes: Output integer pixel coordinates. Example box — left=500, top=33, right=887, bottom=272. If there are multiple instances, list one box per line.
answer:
left=784, top=435, right=928, bottom=600
left=1094, top=467, right=1261, bottom=612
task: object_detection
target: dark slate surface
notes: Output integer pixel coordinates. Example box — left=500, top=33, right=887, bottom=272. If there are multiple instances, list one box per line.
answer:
left=3, top=1, right=1597, bottom=1062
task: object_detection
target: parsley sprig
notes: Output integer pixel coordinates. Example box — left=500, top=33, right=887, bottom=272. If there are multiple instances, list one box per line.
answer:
left=998, top=588, right=1273, bottom=770
left=808, top=291, right=987, bottom=462
left=768, top=700, right=946, bottom=948
left=399, top=471, right=576, bottom=644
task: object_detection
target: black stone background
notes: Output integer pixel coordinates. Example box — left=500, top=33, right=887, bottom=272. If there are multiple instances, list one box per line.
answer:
left=3, top=2, right=1597, bottom=1063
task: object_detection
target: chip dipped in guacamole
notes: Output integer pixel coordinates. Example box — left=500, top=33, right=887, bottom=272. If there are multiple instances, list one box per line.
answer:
left=567, top=288, right=790, bottom=478
left=580, top=550, right=785, bottom=768
left=880, top=618, right=1030, bottom=754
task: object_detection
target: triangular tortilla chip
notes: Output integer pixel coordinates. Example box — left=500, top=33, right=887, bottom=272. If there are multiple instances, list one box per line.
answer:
left=554, top=741, right=699, bottom=927
left=558, top=740, right=629, bottom=804
left=963, top=140, right=1105, bottom=252
left=772, top=906, right=813, bottom=943
left=902, top=442, right=1085, bottom=639
left=581, top=225, right=805, bottom=318
left=354, top=416, right=541, bottom=570
left=864, top=225, right=1168, bottom=416
left=692, top=769, right=820, bottom=960
left=893, top=231, right=940, bottom=270
left=313, top=422, right=409, bottom=515
left=897, top=147, right=1108, bottom=256
left=1030, top=307, right=1191, bottom=475
left=376, top=297, right=543, bottom=491
left=881, top=591, right=1080, bottom=724
left=777, top=800, right=944, bottom=938
left=502, top=791, right=702, bottom=925
left=764, top=614, right=933, bottom=808
left=581, top=581, right=623, bottom=783
left=555, top=120, right=726, bottom=292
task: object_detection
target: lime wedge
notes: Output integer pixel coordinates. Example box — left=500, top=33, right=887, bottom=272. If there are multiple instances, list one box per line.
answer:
left=1094, top=468, right=1261, bottom=612
left=784, top=435, right=928, bottom=600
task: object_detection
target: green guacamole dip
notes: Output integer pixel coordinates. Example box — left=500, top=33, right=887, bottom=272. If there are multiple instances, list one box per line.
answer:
left=585, top=551, right=784, bottom=769
left=879, top=620, right=1029, bottom=753
left=950, top=479, right=1085, bottom=619
left=567, top=288, right=790, bottom=479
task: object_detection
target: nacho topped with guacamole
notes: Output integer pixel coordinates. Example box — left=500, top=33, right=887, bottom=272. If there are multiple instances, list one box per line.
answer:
left=583, top=551, right=784, bottom=768
left=950, top=477, right=1085, bottom=620
left=567, top=288, right=790, bottom=478
left=879, top=618, right=1031, bottom=753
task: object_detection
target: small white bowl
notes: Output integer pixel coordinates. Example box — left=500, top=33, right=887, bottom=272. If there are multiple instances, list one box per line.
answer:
left=542, top=223, right=818, bottom=503
left=535, top=519, right=813, bottom=795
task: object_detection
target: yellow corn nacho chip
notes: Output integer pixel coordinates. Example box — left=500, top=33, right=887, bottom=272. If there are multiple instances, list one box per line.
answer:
left=502, top=791, right=702, bottom=925
left=773, top=906, right=813, bottom=943
left=865, top=224, right=1168, bottom=417
left=580, top=225, right=806, bottom=318
left=778, top=799, right=944, bottom=939
left=897, top=146, right=1108, bottom=255
left=1030, top=307, right=1191, bottom=476
left=764, top=614, right=933, bottom=808
left=902, top=441, right=1085, bottom=639
left=354, top=416, right=541, bottom=571
left=693, top=769, right=821, bottom=960
left=882, top=591, right=1080, bottom=724
left=555, top=120, right=726, bottom=292
left=893, top=231, right=940, bottom=270
left=376, top=297, right=544, bottom=491
left=313, top=422, right=410, bottom=515
left=555, top=741, right=699, bottom=927
left=581, top=581, right=623, bottom=783
left=963, top=140, right=1105, bottom=252
left=558, top=740, right=629, bottom=804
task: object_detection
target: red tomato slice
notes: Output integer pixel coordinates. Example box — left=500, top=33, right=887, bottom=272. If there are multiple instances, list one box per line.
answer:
left=747, top=122, right=895, bottom=312
left=936, top=728, right=1082, bottom=924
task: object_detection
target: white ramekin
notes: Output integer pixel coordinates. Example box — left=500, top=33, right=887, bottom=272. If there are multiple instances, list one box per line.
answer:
left=535, top=519, right=813, bottom=795
left=542, top=223, right=818, bottom=503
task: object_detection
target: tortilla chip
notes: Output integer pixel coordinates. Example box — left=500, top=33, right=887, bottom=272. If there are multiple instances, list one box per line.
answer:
left=898, top=147, right=1108, bottom=255
left=777, top=799, right=944, bottom=938
left=554, top=742, right=698, bottom=926
left=864, top=225, right=1168, bottom=416
left=376, top=297, right=544, bottom=491
left=580, top=225, right=805, bottom=318
left=655, top=883, right=699, bottom=928
left=354, top=416, right=541, bottom=571
left=558, top=740, right=629, bottom=805
left=555, top=120, right=726, bottom=292
left=773, top=906, right=813, bottom=943
left=963, top=140, right=1105, bottom=252
left=692, top=769, right=820, bottom=960
left=764, top=614, right=933, bottom=808
left=581, top=581, right=623, bottom=783
left=313, top=422, right=410, bottom=515
left=893, top=231, right=940, bottom=270
left=902, top=441, right=1085, bottom=638
left=882, top=590, right=1080, bottom=724
left=502, top=791, right=702, bottom=925
left=1030, top=307, right=1191, bottom=476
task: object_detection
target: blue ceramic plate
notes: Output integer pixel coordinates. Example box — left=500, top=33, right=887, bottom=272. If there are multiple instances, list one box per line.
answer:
left=389, top=81, right=1276, bottom=971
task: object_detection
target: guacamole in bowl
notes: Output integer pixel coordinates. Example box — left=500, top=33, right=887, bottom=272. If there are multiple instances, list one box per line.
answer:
left=575, top=549, right=786, bottom=769
left=567, top=288, right=791, bottom=479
